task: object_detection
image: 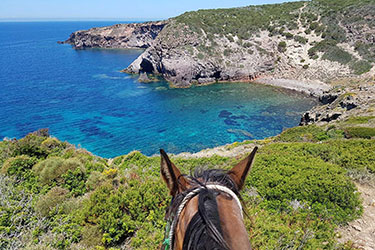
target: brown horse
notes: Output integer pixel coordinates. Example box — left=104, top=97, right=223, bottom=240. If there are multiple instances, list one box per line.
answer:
left=160, top=147, right=258, bottom=250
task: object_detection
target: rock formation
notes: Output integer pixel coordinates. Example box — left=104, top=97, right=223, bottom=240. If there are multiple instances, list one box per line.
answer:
left=61, top=21, right=166, bottom=49
left=300, top=81, right=375, bottom=125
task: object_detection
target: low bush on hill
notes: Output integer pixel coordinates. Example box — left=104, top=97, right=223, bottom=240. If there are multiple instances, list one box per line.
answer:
left=1, top=129, right=373, bottom=249
left=345, top=127, right=375, bottom=139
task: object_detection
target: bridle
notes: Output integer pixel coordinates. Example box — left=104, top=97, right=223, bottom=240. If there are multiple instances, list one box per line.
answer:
left=162, top=183, right=243, bottom=250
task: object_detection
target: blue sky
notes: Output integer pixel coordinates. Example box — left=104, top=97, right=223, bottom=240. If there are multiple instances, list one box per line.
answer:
left=0, top=0, right=301, bottom=20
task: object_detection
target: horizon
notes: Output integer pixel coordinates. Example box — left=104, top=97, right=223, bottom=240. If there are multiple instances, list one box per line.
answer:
left=0, top=0, right=302, bottom=21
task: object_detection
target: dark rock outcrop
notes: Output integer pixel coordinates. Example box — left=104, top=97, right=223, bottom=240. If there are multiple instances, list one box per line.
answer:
left=300, top=84, right=375, bottom=125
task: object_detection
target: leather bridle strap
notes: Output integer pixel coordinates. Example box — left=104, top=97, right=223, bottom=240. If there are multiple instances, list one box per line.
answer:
left=168, top=184, right=243, bottom=249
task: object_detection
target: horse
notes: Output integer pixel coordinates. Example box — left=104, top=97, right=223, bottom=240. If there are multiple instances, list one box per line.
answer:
left=160, top=147, right=258, bottom=250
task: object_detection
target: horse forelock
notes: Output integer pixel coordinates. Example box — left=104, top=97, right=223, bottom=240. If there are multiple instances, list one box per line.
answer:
left=167, top=169, right=240, bottom=250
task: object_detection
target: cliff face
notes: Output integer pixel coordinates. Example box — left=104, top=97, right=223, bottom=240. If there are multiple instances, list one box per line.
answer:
left=125, top=22, right=275, bottom=87
left=63, top=0, right=375, bottom=89
left=62, top=21, right=166, bottom=49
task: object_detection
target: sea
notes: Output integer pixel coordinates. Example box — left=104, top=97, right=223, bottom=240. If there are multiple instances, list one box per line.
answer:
left=0, top=21, right=318, bottom=158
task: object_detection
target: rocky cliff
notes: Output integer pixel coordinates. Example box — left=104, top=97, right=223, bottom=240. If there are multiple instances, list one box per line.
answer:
left=62, top=21, right=166, bottom=49
left=300, top=78, right=375, bottom=125
left=63, top=0, right=375, bottom=92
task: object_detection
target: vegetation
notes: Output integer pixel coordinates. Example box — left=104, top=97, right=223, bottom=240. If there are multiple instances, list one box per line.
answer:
left=345, top=127, right=375, bottom=139
left=164, top=0, right=375, bottom=76
left=0, top=124, right=374, bottom=249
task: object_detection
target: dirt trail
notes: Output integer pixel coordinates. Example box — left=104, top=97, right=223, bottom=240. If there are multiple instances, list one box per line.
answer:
left=337, top=183, right=375, bottom=249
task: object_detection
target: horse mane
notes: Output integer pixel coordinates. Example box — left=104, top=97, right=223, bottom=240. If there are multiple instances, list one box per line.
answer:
left=167, top=169, right=240, bottom=250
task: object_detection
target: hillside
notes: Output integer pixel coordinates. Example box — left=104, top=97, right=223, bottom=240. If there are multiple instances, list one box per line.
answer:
left=63, top=0, right=375, bottom=89
left=126, top=0, right=375, bottom=88
left=1, top=78, right=375, bottom=249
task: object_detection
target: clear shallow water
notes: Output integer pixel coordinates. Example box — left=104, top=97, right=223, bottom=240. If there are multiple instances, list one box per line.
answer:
left=0, top=22, right=318, bottom=157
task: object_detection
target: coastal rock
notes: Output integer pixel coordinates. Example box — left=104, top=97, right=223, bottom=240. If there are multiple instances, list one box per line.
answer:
left=61, top=21, right=166, bottom=49
left=300, top=82, right=375, bottom=125
left=125, top=23, right=273, bottom=88
left=138, top=72, right=151, bottom=83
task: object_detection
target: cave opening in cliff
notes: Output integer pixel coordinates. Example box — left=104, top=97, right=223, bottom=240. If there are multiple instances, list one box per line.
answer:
left=140, top=59, right=154, bottom=73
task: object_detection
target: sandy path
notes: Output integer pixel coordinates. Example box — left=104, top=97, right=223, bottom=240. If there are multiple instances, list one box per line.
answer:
left=337, top=183, right=375, bottom=249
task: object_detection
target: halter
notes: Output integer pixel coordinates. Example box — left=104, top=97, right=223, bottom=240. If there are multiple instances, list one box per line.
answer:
left=163, top=184, right=243, bottom=250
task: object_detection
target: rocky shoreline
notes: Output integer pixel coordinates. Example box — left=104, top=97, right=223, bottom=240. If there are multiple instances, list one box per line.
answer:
left=60, top=21, right=166, bottom=49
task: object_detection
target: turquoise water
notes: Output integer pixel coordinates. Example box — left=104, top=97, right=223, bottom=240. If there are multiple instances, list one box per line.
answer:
left=0, top=22, right=318, bottom=157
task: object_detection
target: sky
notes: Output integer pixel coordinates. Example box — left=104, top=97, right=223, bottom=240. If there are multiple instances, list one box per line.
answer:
left=0, top=0, right=301, bottom=21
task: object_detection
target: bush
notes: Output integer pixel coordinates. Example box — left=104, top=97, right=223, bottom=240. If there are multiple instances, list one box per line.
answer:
left=308, top=39, right=337, bottom=58
left=80, top=177, right=168, bottom=247
left=309, top=22, right=319, bottom=30
left=41, top=137, right=67, bottom=155
left=33, top=157, right=84, bottom=185
left=294, top=35, right=308, bottom=44
left=350, top=60, right=373, bottom=75
left=321, top=45, right=353, bottom=64
left=345, top=127, right=375, bottom=139
left=1, top=155, right=37, bottom=177
left=276, top=125, right=332, bottom=142
left=35, top=187, right=69, bottom=217
left=62, top=167, right=87, bottom=196
left=278, top=41, right=287, bottom=52
left=0, top=175, right=39, bottom=249
left=249, top=143, right=362, bottom=224
left=10, top=132, right=49, bottom=158
left=283, top=32, right=294, bottom=39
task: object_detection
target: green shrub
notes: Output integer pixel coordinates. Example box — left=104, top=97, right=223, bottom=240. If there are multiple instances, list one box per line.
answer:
left=35, top=187, right=69, bottom=217
left=345, top=127, right=375, bottom=139
left=276, top=125, right=330, bottom=142
left=350, top=60, right=373, bottom=75
left=10, top=132, right=49, bottom=158
left=41, top=137, right=67, bottom=155
left=249, top=143, right=362, bottom=224
left=80, top=177, right=168, bottom=247
left=283, top=32, right=294, bottom=39
left=0, top=175, right=38, bottom=249
left=309, top=22, right=319, bottom=30
left=33, top=157, right=84, bottom=185
left=62, top=167, right=87, bottom=196
left=278, top=41, right=287, bottom=52
left=1, top=155, right=37, bottom=177
left=321, top=46, right=353, bottom=64
left=308, top=39, right=337, bottom=58
left=294, top=35, right=308, bottom=44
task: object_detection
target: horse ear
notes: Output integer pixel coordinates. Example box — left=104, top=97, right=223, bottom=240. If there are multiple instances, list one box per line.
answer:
left=228, top=146, right=258, bottom=191
left=160, top=149, right=189, bottom=197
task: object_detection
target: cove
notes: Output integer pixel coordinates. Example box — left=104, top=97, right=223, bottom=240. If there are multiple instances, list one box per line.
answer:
left=0, top=22, right=318, bottom=158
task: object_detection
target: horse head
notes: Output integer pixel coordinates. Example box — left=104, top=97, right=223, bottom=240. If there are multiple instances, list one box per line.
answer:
left=160, top=147, right=258, bottom=250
